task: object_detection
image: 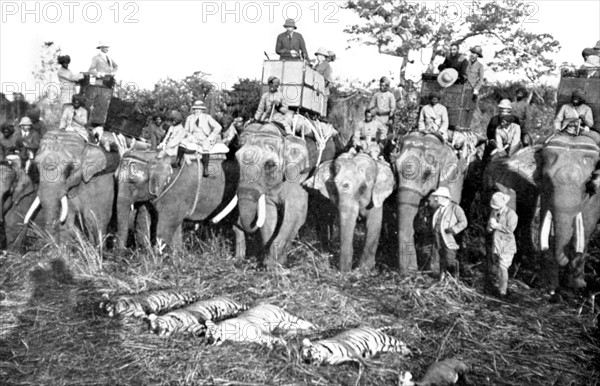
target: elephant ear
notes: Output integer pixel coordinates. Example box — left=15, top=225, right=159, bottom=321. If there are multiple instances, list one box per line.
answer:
left=284, top=136, right=309, bottom=181
left=12, top=169, right=36, bottom=206
left=504, top=144, right=543, bottom=188
left=81, top=145, right=108, bottom=183
left=372, top=161, right=395, bottom=208
left=303, top=160, right=337, bottom=201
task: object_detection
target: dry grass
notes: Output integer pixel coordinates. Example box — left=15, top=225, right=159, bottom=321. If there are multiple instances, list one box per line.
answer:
left=1, top=222, right=599, bottom=386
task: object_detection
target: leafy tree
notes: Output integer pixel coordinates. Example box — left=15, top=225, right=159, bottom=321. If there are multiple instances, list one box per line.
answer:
left=119, top=71, right=230, bottom=119
left=225, top=78, right=262, bottom=121
left=344, top=0, right=560, bottom=82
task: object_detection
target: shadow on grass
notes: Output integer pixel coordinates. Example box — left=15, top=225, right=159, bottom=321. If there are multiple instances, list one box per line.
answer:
left=0, top=257, right=141, bottom=385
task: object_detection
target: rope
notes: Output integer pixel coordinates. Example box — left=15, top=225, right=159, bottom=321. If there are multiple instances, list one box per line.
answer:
left=152, top=162, right=185, bottom=201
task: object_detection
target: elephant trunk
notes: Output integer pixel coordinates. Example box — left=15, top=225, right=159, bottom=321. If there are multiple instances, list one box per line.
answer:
left=542, top=208, right=584, bottom=267
left=397, top=189, right=421, bottom=274
left=36, top=180, right=69, bottom=238
left=237, top=188, right=265, bottom=233
left=339, top=201, right=359, bottom=272
left=116, top=190, right=134, bottom=248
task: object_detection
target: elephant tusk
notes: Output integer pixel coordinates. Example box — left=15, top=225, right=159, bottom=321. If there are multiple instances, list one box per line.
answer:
left=574, top=212, right=585, bottom=254
left=212, top=195, right=239, bottom=224
left=23, top=196, right=41, bottom=224
left=540, top=210, right=553, bottom=251
left=59, top=196, right=68, bottom=223
left=256, top=194, right=266, bottom=228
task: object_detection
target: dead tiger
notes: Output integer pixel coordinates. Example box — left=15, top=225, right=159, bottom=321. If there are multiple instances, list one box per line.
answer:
left=147, top=296, right=249, bottom=336
left=205, top=304, right=316, bottom=347
left=99, top=290, right=202, bottom=318
left=301, top=326, right=411, bottom=365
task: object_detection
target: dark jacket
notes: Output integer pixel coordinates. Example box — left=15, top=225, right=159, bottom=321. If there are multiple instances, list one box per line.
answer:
left=438, top=54, right=468, bottom=83
left=275, top=31, right=310, bottom=61
left=486, top=114, right=521, bottom=140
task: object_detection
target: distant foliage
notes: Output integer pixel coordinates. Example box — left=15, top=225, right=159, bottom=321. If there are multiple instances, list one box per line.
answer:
left=344, top=0, right=560, bottom=82
left=119, top=71, right=231, bottom=121
left=225, top=78, right=262, bottom=121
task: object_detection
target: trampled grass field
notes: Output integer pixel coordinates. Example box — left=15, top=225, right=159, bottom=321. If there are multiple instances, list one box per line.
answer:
left=1, top=219, right=599, bottom=386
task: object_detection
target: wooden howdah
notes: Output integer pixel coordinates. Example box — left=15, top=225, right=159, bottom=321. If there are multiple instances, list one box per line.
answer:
left=420, top=74, right=475, bottom=129
left=261, top=60, right=327, bottom=117
left=556, top=76, right=600, bottom=132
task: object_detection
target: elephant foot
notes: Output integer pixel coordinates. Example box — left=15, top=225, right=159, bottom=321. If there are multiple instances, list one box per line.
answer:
left=266, top=242, right=287, bottom=267
left=235, top=241, right=246, bottom=260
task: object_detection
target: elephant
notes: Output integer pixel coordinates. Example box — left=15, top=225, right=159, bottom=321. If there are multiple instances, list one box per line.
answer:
left=304, top=152, right=395, bottom=272
left=482, top=147, right=541, bottom=265
left=0, top=160, right=40, bottom=249
left=26, top=131, right=120, bottom=243
left=394, top=132, right=472, bottom=274
left=114, top=149, right=239, bottom=249
left=499, top=134, right=600, bottom=291
left=213, top=122, right=337, bottom=267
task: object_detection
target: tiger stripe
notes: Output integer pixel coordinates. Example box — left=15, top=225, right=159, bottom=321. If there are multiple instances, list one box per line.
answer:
left=301, top=326, right=411, bottom=365
left=99, top=290, right=202, bottom=318
left=147, top=297, right=249, bottom=336
left=205, top=304, right=315, bottom=347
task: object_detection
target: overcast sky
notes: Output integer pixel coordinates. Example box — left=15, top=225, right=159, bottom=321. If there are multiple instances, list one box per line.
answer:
left=1, top=0, right=599, bottom=101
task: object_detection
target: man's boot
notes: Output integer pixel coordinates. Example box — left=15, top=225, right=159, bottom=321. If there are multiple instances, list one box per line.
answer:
left=172, top=146, right=184, bottom=168
left=201, top=153, right=210, bottom=177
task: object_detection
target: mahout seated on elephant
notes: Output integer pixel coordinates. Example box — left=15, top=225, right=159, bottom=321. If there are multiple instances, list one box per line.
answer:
left=351, top=109, right=387, bottom=160
left=552, top=90, right=598, bottom=144
left=493, top=115, right=521, bottom=158
left=254, top=76, right=295, bottom=134
left=486, top=131, right=600, bottom=293
left=417, top=92, right=449, bottom=141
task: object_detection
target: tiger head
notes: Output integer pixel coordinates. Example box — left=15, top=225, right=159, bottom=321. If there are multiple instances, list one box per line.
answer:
left=300, top=338, right=327, bottom=365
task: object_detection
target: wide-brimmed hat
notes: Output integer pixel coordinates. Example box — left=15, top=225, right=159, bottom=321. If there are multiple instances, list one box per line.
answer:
left=315, top=47, right=329, bottom=57
left=283, top=19, right=297, bottom=29
left=470, top=46, right=483, bottom=58
left=96, top=41, right=109, bottom=49
left=490, top=192, right=510, bottom=210
left=583, top=48, right=596, bottom=57
left=191, top=100, right=207, bottom=110
left=497, top=99, right=512, bottom=110
left=19, top=117, right=33, bottom=126
left=437, top=68, right=458, bottom=88
left=432, top=187, right=451, bottom=199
